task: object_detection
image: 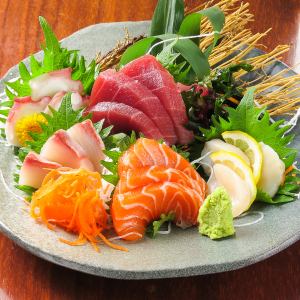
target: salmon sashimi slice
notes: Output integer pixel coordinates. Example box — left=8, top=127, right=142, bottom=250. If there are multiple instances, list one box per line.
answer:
left=89, top=69, right=177, bottom=144
left=117, top=165, right=204, bottom=199
left=118, top=138, right=206, bottom=193
left=121, top=55, right=194, bottom=144
left=112, top=181, right=204, bottom=241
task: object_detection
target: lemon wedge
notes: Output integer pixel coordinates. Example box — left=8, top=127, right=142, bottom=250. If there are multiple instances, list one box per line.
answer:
left=222, top=131, right=262, bottom=183
left=200, top=139, right=250, bottom=175
left=208, top=163, right=252, bottom=217
left=210, top=150, right=257, bottom=204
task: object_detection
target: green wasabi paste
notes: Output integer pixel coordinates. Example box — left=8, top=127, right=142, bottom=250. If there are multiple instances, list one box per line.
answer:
left=198, top=187, right=235, bottom=239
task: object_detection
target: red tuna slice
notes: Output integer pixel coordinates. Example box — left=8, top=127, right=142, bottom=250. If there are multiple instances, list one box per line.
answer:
left=40, top=130, right=94, bottom=171
left=19, top=152, right=62, bottom=188
left=121, top=55, right=194, bottom=144
left=90, top=69, right=177, bottom=145
left=67, top=119, right=105, bottom=172
left=87, top=102, right=163, bottom=140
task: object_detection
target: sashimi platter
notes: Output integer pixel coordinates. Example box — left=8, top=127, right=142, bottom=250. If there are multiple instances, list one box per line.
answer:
left=0, top=0, right=299, bottom=279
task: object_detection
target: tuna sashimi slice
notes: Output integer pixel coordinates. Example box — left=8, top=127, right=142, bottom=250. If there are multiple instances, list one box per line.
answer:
left=67, top=119, right=105, bottom=172
left=87, top=102, right=164, bottom=141
left=19, top=152, right=62, bottom=188
left=121, top=55, right=194, bottom=144
left=90, top=69, right=177, bottom=145
left=40, top=130, right=94, bottom=171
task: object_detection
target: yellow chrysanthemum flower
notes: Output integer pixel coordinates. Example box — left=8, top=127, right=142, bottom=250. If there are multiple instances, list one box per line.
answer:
left=15, top=113, right=47, bottom=146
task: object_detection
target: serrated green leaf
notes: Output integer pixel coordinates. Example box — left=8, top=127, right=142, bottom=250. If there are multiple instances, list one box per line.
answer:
left=39, top=16, right=60, bottom=53
left=201, top=87, right=297, bottom=167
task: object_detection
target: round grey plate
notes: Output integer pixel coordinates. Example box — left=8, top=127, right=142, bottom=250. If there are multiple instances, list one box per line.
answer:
left=0, top=21, right=299, bottom=280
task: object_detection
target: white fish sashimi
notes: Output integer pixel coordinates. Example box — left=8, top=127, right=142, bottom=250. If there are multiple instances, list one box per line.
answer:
left=29, top=68, right=83, bottom=101
left=67, top=119, right=105, bottom=172
left=208, top=163, right=252, bottom=217
left=201, top=139, right=250, bottom=175
left=44, top=92, right=85, bottom=115
left=258, top=142, right=285, bottom=197
left=5, top=96, right=51, bottom=146
left=40, top=129, right=94, bottom=171
left=19, top=152, right=62, bottom=188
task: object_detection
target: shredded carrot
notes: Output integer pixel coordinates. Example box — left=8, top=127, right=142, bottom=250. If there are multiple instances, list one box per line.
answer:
left=281, top=165, right=295, bottom=186
left=227, top=97, right=240, bottom=105
left=31, top=167, right=126, bottom=252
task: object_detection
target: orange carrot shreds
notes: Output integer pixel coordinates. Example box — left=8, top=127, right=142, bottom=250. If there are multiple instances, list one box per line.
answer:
left=30, top=167, right=126, bottom=252
left=281, top=165, right=295, bottom=186
left=227, top=97, right=240, bottom=105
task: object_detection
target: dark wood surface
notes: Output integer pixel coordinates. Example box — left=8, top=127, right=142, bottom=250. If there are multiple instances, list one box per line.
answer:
left=0, top=1, right=299, bottom=299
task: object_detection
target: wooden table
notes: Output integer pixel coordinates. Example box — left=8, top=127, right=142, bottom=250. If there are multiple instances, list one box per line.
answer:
left=0, top=0, right=299, bottom=299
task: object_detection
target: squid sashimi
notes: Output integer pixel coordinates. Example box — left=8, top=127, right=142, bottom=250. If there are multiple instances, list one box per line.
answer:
left=118, top=138, right=206, bottom=190
left=67, top=119, right=105, bottom=172
left=29, top=68, right=83, bottom=101
left=121, top=55, right=194, bottom=144
left=19, top=152, right=62, bottom=189
left=5, top=96, right=51, bottom=146
left=87, top=102, right=163, bottom=140
left=40, top=130, right=94, bottom=171
left=112, top=181, right=204, bottom=241
left=89, top=69, right=177, bottom=144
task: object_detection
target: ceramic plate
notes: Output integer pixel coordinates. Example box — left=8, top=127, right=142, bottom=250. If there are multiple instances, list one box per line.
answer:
left=0, top=21, right=299, bottom=280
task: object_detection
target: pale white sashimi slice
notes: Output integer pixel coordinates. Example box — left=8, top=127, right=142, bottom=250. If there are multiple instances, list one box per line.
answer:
left=5, top=96, right=51, bottom=146
left=29, top=68, right=83, bottom=101
left=40, top=129, right=94, bottom=171
left=208, top=163, right=252, bottom=217
left=258, top=142, right=285, bottom=197
left=67, top=119, right=105, bottom=172
left=44, top=92, right=85, bottom=114
left=200, top=139, right=250, bottom=175
left=19, top=152, right=62, bottom=188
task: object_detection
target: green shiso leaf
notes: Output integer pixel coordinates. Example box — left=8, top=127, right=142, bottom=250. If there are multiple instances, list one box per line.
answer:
left=4, top=16, right=95, bottom=106
left=150, top=0, right=184, bottom=35
left=20, top=93, right=88, bottom=156
left=179, top=6, right=225, bottom=51
left=256, top=169, right=300, bottom=204
left=146, top=213, right=175, bottom=238
left=200, top=87, right=297, bottom=167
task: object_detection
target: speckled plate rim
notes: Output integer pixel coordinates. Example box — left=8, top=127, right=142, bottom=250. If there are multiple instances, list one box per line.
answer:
left=0, top=20, right=299, bottom=280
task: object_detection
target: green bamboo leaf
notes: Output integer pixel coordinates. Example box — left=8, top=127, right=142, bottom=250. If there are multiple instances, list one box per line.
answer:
left=119, top=37, right=156, bottom=66
left=150, top=0, right=184, bottom=35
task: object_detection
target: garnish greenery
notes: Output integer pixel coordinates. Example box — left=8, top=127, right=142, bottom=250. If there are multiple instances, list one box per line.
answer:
left=119, top=0, right=225, bottom=81
left=200, top=87, right=297, bottom=168
left=146, top=213, right=175, bottom=238
left=256, top=169, right=300, bottom=204
left=1, top=16, right=95, bottom=122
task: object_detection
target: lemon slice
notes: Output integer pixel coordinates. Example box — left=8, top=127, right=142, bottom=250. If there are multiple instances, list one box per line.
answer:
left=208, top=163, right=252, bottom=217
left=222, top=131, right=262, bottom=183
left=210, top=150, right=257, bottom=203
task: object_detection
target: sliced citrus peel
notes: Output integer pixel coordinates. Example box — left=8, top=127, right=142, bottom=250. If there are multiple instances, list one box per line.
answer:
left=222, top=131, right=263, bottom=183
left=31, top=167, right=127, bottom=252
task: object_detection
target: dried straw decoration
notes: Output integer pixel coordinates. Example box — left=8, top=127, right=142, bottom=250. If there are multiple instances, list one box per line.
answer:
left=96, top=0, right=300, bottom=116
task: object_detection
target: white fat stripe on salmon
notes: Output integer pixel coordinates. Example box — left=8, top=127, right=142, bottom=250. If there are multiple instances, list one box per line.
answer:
left=146, top=165, right=161, bottom=182
left=158, top=143, right=169, bottom=165
left=133, top=143, right=144, bottom=165
left=141, top=138, right=158, bottom=165
left=141, top=185, right=158, bottom=217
